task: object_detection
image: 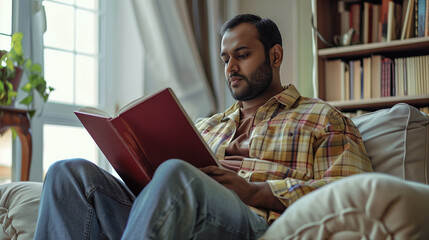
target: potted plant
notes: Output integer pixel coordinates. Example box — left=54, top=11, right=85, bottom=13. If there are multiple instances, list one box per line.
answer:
left=0, top=32, right=54, bottom=118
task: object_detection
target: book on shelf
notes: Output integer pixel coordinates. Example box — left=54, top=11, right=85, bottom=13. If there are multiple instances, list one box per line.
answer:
left=363, top=2, right=373, bottom=44
left=413, top=0, right=416, bottom=37
left=325, top=59, right=345, bottom=101
left=345, top=63, right=351, bottom=100
left=387, top=0, right=403, bottom=41
left=401, top=0, right=415, bottom=39
left=381, top=0, right=389, bottom=41
left=352, top=59, right=362, bottom=100
left=372, top=3, right=381, bottom=42
left=350, top=3, right=362, bottom=44
left=363, top=57, right=372, bottom=99
left=418, top=0, right=427, bottom=36
left=426, top=0, right=429, bottom=36
left=74, top=88, right=221, bottom=195
left=371, top=55, right=382, bottom=98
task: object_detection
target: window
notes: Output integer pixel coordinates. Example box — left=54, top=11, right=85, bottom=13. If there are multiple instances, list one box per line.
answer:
left=0, top=0, right=12, bottom=50
left=0, top=0, right=13, bottom=183
left=43, top=0, right=99, bottom=106
left=33, top=0, right=105, bottom=179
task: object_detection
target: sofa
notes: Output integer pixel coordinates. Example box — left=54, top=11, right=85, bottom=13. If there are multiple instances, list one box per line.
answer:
left=1, top=103, right=428, bottom=240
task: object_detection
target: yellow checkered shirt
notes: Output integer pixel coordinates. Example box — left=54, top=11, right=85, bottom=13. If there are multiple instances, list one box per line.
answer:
left=195, top=84, right=373, bottom=223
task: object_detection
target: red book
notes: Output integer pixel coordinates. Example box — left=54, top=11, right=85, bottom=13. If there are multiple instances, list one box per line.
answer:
left=75, top=88, right=220, bottom=195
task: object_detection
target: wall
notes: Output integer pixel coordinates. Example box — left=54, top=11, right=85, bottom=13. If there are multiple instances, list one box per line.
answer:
left=236, top=0, right=314, bottom=97
left=111, top=0, right=314, bottom=114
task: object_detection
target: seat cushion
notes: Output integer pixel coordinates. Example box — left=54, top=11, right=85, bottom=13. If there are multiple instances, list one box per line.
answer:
left=261, top=173, right=429, bottom=240
left=351, top=103, right=429, bottom=184
left=0, top=182, right=42, bottom=240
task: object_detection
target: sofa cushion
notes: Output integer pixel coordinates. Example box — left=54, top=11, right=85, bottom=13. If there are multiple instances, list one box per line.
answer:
left=351, top=103, right=429, bottom=184
left=0, top=181, right=42, bottom=240
left=260, top=173, right=429, bottom=240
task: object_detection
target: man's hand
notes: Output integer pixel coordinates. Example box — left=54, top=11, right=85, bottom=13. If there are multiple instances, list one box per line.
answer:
left=200, top=166, right=286, bottom=212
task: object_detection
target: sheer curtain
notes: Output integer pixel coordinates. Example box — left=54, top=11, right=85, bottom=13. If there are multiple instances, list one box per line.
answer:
left=131, top=0, right=216, bottom=120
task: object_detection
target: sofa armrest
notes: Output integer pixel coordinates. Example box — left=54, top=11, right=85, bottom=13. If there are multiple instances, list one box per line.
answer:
left=0, top=181, right=42, bottom=240
left=260, top=173, right=429, bottom=240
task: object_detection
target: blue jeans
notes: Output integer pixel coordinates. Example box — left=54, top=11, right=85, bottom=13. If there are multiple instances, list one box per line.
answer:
left=34, top=159, right=269, bottom=239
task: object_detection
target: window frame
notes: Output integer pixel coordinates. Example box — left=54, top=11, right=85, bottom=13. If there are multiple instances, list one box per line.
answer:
left=6, top=0, right=115, bottom=181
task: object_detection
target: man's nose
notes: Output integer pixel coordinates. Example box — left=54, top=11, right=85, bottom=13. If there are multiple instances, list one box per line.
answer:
left=226, top=58, right=239, bottom=74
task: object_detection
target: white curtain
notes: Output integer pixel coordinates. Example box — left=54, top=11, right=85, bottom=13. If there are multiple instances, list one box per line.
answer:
left=131, top=0, right=216, bottom=121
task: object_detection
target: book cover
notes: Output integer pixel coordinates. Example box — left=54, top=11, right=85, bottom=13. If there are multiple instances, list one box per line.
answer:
left=75, top=88, right=221, bottom=195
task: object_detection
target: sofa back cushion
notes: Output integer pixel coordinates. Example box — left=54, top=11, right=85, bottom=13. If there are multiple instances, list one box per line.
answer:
left=351, top=103, right=429, bottom=184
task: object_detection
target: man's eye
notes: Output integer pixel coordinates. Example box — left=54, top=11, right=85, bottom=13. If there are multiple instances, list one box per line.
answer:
left=238, top=54, right=248, bottom=59
left=222, top=59, right=229, bottom=64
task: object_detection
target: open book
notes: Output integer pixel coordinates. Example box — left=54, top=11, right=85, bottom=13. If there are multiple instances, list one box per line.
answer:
left=74, top=88, right=220, bottom=195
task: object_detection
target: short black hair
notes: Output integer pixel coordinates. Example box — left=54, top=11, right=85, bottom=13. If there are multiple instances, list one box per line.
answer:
left=220, top=14, right=283, bottom=53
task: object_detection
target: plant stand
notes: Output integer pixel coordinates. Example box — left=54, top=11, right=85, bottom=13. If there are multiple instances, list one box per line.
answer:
left=0, top=106, right=32, bottom=181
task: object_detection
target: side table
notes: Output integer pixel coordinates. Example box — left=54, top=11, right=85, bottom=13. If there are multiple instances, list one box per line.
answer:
left=0, top=106, right=32, bottom=181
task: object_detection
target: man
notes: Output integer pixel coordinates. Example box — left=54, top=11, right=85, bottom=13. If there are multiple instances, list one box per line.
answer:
left=34, top=14, right=372, bottom=239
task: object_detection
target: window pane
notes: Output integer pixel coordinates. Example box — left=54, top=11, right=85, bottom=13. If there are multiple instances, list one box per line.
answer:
left=43, top=1, right=75, bottom=50
left=0, top=129, right=12, bottom=184
left=76, top=0, right=98, bottom=10
left=76, top=9, right=98, bottom=54
left=43, top=124, right=98, bottom=176
left=0, top=35, right=11, bottom=52
left=76, top=54, right=98, bottom=106
left=0, top=0, right=12, bottom=34
left=52, top=0, right=74, bottom=4
left=44, top=49, right=74, bottom=104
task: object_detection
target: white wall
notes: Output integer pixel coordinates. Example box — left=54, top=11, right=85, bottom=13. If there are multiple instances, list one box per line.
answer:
left=109, top=1, right=144, bottom=114
left=110, top=0, right=313, bottom=113
left=237, top=0, right=298, bottom=87
left=236, top=0, right=314, bottom=98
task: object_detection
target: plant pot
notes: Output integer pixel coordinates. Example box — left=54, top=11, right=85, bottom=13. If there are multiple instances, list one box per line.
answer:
left=0, top=66, right=23, bottom=105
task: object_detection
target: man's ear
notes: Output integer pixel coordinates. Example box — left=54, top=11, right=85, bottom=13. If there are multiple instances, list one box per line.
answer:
left=270, top=44, right=283, bottom=68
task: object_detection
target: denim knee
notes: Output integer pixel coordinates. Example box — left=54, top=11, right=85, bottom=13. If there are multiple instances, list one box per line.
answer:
left=155, top=159, right=197, bottom=180
left=44, top=159, right=97, bottom=184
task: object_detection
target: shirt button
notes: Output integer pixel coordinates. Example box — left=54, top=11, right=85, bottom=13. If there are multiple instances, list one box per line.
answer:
left=288, top=132, right=293, bottom=137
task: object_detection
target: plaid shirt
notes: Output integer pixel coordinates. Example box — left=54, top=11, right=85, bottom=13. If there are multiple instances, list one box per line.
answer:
left=195, top=84, right=373, bottom=223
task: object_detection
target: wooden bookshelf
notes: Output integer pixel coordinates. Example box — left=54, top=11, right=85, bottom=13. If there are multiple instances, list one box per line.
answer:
left=314, top=0, right=429, bottom=112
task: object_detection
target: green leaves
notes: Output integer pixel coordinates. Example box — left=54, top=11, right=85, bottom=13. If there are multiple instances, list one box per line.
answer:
left=1, top=32, right=54, bottom=115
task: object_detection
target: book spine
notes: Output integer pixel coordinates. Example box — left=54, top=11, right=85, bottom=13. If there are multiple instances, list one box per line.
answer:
left=418, top=0, right=427, bottom=36
left=111, top=118, right=154, bottom=177
left=426, top=0, right=429, bottom=36
left=415, top=0, right=419, bottom=36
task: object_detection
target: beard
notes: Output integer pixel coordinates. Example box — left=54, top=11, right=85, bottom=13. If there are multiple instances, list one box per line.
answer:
left=227, top=57, right=273, bottom=101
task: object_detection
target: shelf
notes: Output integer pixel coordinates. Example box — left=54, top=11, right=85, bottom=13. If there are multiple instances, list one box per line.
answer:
left=318, top=37, right=429, bottom=59
left=328, top=95, right=429, bottom=111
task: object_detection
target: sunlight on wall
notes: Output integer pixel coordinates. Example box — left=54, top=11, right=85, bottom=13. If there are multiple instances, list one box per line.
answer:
left=43, top=124, right=98, bottom=177
left=0, top=129, right=12, bottom=183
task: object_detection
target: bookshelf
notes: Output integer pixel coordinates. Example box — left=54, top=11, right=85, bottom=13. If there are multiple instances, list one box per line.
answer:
left=313, top=0, right=429, bottom=112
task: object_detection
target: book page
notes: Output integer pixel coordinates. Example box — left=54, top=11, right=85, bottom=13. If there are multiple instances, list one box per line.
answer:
left=77, top=107, right=112, bottom=118
left=116, top=95, right=147, bottom=116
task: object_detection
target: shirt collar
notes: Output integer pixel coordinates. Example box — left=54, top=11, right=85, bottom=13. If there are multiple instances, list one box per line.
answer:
left=221, top=84, right=302, bottom=121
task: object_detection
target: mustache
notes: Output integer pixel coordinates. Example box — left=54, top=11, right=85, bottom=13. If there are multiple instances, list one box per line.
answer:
left=228, top=73, right=247, bottom=81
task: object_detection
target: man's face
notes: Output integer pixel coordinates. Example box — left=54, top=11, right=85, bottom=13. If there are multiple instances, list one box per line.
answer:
left=220, top=23, right=273, bottom=101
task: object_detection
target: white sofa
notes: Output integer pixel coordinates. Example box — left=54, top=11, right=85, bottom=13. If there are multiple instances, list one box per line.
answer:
left=1, top=103, right=428, bottom=240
